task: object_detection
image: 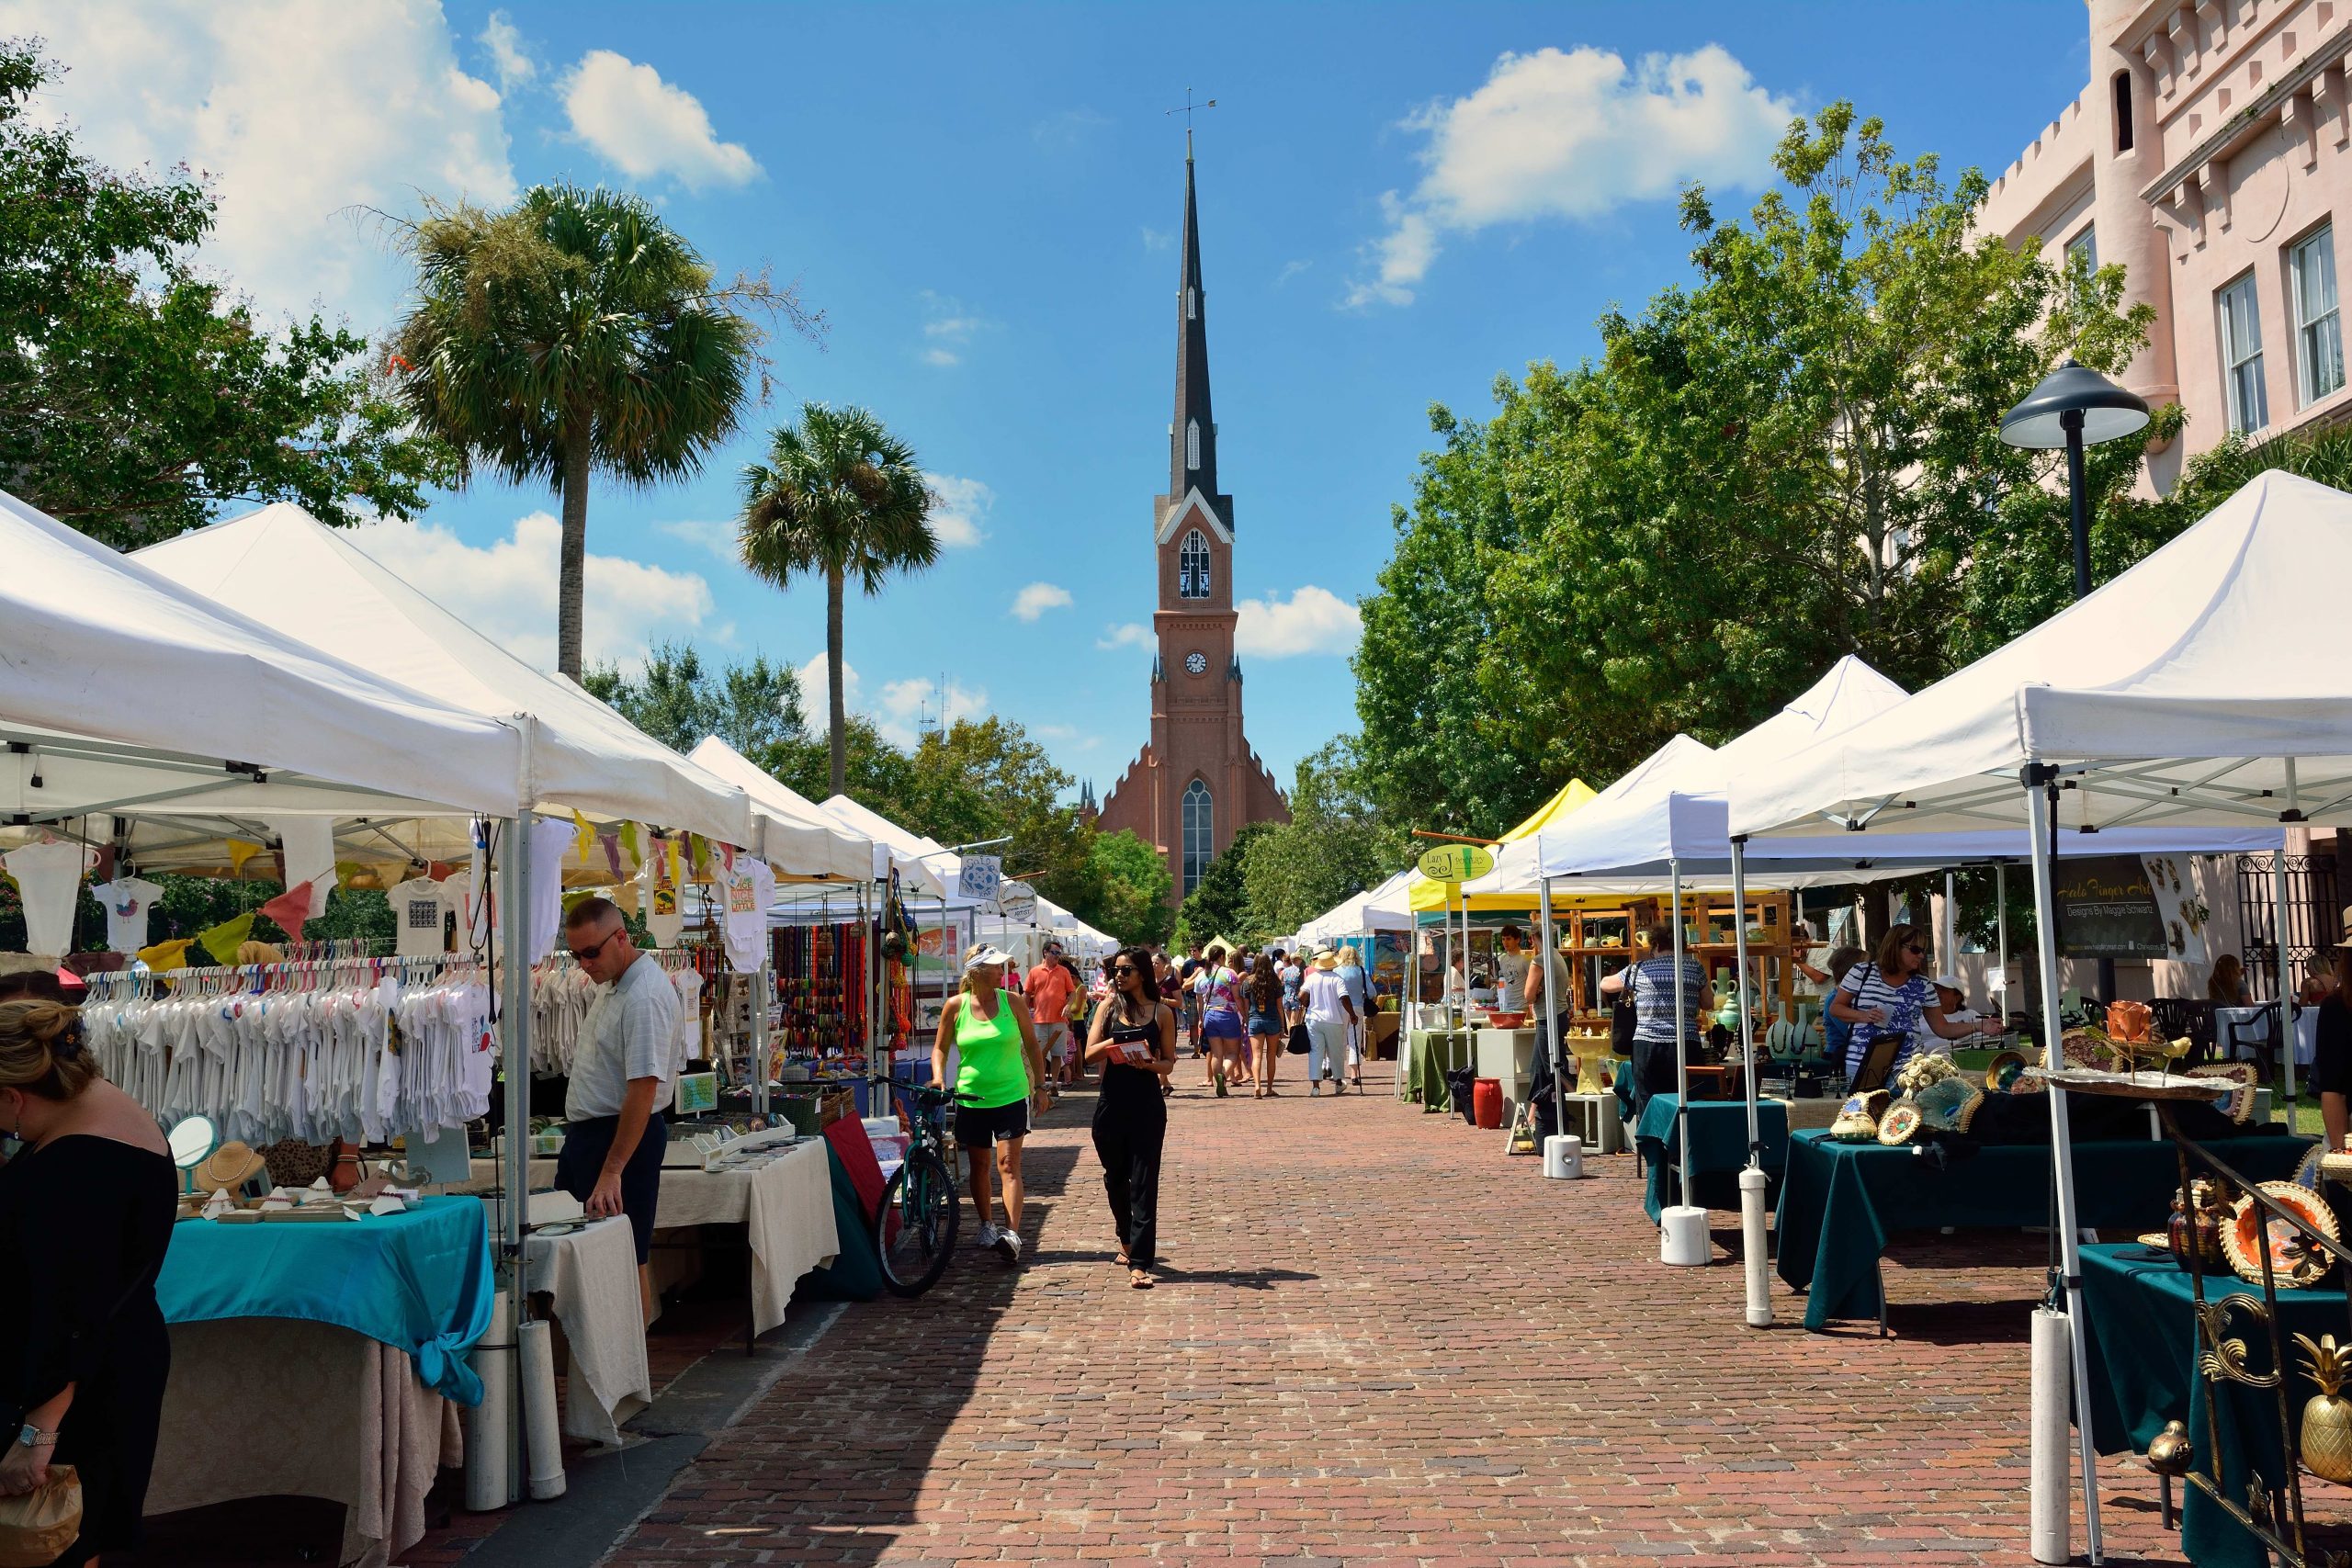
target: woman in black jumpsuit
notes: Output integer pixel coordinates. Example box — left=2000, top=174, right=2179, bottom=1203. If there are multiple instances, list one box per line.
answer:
left=1085, top=947, right=1176, bottom=1289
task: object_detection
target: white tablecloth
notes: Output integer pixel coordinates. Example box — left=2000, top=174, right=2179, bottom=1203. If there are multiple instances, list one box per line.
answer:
left=148, top=1319, right=458, bottom=1568
left=523, top=1216, right=650, bottom=1446
left=2218, top=1004, right=2317, bottom=1066
left=653, top=1140, right=840, bottom=1337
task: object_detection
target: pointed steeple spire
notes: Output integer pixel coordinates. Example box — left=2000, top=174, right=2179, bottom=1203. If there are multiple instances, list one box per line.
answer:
left=1170, top=131, right=1219, bottom=510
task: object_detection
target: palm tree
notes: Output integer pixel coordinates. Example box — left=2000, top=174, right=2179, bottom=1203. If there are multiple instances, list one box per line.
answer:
left=739, top=404, right=938, bottom=795
left=390, top=184, right=804, bottom=678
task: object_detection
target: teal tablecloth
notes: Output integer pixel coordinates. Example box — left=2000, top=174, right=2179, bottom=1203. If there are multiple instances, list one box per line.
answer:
left=2080, top=1242, right=2339, bottom=1568
left=157, top=1195, right=495, bottom=1404
left=1634, top=1093, right=1789, bottom=1223
left=1773, top=1129, right=2313, bottom=1332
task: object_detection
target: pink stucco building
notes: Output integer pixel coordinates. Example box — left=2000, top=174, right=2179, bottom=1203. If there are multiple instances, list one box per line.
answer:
left=1979, top=0, right=2352, bottom=492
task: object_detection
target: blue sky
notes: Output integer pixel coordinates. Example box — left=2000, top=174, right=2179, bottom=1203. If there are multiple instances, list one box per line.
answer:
left=15, top=1, right=2089, bottom=796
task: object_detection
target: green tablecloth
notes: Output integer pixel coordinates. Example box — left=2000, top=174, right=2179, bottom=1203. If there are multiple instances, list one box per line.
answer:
left=2080, top=1242, right=2339, bottom=1568
left=1403, top=1029, right=1473, bottom=1113
left=1634, top=1093, right=1789, bottom=1224
left=1773, top=1129, right=2313, bottom=1331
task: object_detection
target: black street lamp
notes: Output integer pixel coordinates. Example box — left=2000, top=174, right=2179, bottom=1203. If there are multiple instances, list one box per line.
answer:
left=1998, top=359, right=2151, bottom=601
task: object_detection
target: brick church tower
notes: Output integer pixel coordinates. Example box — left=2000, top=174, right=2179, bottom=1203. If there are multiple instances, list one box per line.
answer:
left=1097, top=135, right=1288, bottom=907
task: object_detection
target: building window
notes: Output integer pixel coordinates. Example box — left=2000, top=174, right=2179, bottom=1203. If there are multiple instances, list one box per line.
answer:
left=1181, top=780, right=1213, bottom=896
left=2218, top=273, right=2269, bottom=434
left=1185, top=419, right=1200, bottom=470
left=1179, top=529, right=1210, bottom=599
left=2068, top=227, right=2098, bottom=276
left=2112, top=71, right=2133, bottom=153
left=1186, top=287, right=1197, bottom=320
left=2292, top=225, right=2344, bottom=406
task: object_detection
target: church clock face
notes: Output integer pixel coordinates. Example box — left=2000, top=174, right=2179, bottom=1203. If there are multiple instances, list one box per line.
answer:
left=1184, top=651, right=1208, bottom=676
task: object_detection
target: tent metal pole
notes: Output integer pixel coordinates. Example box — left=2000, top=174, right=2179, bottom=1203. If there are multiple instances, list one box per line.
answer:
left=1672, top=860, right=1691, bottom=1204
left=498, top=806, right=534, bottom=1508
left=752, top=955, right=771, bottom=1118
left=2028, top=766, right=2104, bottom=1563
left=1996, top=865, right=2009, bottom=1015
left=1942, top=872, right=1957, bottom=976
left=1732, top=840, right=1758, bottom=1163
left=1539, top=867, right=1565, bottom=1139
left=2275, top=840, right=2297, bottom=1114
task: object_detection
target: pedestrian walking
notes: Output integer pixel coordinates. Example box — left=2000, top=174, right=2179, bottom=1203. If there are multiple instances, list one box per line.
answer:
left=1336, top=944, right=1374, bottom=1090
left=1197, top=943, right=1247, bottom=1090
left=1600, top=924, right=1713, bottom=1126
left=1299, top=949, right=1359, bottom=1094
left=932, top=945, right=1049, bottom=1266
left=1084, top=947, right=1176, bottom=1288
left=1024, top=941, right=1078, bottom=1088
left=1246, top=953, right=1285, bottom=1097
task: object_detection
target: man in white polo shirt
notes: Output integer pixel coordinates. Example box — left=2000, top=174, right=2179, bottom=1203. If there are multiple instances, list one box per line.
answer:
left=555, top=896, right=678, bottom=1323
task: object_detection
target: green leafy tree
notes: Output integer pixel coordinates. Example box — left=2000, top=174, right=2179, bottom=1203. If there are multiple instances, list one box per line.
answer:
left=392, top=183, right=814, bottom=677
left=582, top=642, right=806, bottom=757
left=739, top=402, right=939, bottom=796
left=0, top=41, right=451, bottom=546
left=1239, top=739, right=1412, bottom=938
left=1074, top=829, right=1174, bottom=949
left=1178, top=821, right=1275, bottom=948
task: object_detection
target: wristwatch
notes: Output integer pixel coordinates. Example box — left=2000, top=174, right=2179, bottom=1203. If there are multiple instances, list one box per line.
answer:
left=15, top=1423, right=53, bottom=1449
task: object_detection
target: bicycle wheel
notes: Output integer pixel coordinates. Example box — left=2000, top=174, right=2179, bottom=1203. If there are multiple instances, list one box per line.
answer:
left=876, top=1146, right=959, bottom=1297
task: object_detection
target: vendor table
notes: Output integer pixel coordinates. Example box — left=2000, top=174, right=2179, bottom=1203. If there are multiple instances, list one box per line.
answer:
left=1403, top=1028, right=1473, bottom=1111
left=2079, top=1241, right=2340, bottom=1568
left=1473, top=1026, right=1537, bottom=1110
left=1773, top=1128, right=2313, bottom=1332
left=525, top=1216, right=650, bottom=1446
left=1634, top=1093, right=1790, bottom=1224
left=651, top=1140, right=841, bottom=1347
left=149, top=1196, right=493, bottom=1568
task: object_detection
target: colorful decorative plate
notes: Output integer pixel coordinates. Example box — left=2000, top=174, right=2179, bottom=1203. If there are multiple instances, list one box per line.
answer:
left=2136, top=1231, right=2172, bottom=1251
left=2010, top=1067, right=2051, bottom=1097
left=2188, top=1062, right=2260, bottom=1124
left=1915, top=1077, right=1979, bottom=1131
left=2061, top=1028, right=2117, bottom=1070
left=2295, top=1143, right=2327, bottom=1192
left=2222, top=1181, right=2342, bottom=1289
left=1984, top=1049, right=2030, bottom=1093
left=1877, top=1103, right=1925, bottom=1145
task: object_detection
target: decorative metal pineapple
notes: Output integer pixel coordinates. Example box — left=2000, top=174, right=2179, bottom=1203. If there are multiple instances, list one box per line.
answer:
left=2294, top=1333, right=2352, bottom=1483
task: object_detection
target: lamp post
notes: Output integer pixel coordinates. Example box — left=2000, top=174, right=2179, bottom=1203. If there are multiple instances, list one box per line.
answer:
left=1998, top=358, right=2151, bottom=600
left=1999, top=360, right=2151, bottom=1007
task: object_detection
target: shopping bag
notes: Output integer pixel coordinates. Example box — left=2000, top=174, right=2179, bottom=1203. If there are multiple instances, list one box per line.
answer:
left=1285, top=1021, right=1310, bottom=1055
left=0, top=1463, right=80, bottom=1568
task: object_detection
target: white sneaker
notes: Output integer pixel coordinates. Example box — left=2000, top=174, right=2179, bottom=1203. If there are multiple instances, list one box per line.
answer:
left=1309, top=1082, right=1321, bottom=1097
left=994, top=1227, right=1022, bottom=1265
left=977, top=1222, right=999, bottom=1249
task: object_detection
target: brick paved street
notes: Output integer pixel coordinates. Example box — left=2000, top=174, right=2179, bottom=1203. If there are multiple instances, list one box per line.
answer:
left=606, top=1067, right=2221, bottom=1566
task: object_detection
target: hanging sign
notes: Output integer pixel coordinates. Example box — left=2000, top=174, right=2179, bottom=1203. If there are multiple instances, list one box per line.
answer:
left=1416, top=844, right=1495, bottom=884
left=999, top=885, right=1036, bottom=923
left=958, top=855, right=1002, bottom=905
left=2052, top=854, right=2167, bottom=958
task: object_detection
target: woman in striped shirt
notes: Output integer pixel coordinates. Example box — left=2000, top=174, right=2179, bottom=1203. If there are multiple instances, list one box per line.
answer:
left=1827, top=923, right=1984, bottom=1089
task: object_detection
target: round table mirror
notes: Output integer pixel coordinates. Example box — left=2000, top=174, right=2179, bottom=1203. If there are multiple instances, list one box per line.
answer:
left=166, top=1112, right=219, bottom=1173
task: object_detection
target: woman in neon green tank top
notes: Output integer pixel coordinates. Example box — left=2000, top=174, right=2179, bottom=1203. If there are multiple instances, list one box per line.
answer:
left=931, top=945, right=1049, bottom=1265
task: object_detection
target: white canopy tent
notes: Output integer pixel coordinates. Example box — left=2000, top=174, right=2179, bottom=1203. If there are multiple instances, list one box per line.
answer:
left=0, top=490, right=522, bottom=828
left=815, top=793, right=949, bottom=899
left=1729, top=470, right=2352, bottom=1559
left=1295, top=869, right=1415, bottom=949
left=132, top=504, right=757, bottom=861
left=687, top=736, right=874, bottom=883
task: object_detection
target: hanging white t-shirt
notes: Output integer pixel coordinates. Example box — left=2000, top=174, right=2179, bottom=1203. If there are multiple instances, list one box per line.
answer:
left=526, top=816, right=576, bottom=963
left=90, top=876, right=164, bottom=954
left=720, top=858, right=775, bottom=974
left=385, top=877, right=454, bottom=957
left=5, top=841, right=89, bottom=956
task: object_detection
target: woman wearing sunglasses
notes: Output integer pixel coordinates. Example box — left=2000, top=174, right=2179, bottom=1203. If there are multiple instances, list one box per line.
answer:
left=1085, top=947, right=1176, bottom=1288
left=1827, top=922, right=1982, bottom=1089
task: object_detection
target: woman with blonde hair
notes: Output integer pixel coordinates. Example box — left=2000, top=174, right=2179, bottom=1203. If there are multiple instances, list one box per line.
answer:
left=932, top=947, right=1049, bottom=1266
left=1826, top=922, right=1984, bottom=1089
left=0, top=999, right=176, bottom=1566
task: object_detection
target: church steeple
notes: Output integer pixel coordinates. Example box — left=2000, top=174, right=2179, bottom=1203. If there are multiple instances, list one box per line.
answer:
left=1170, top=133, right=1219, bottom=511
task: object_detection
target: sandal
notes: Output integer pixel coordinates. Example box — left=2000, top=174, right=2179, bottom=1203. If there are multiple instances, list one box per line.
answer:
left=1129, top=1268, right=1153, bottom=1289
left=1115, top=1249, right=1131, bottom=1267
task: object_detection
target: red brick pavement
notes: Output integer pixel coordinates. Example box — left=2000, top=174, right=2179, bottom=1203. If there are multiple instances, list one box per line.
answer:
left=602, top=1069, right=2251, bottom=1566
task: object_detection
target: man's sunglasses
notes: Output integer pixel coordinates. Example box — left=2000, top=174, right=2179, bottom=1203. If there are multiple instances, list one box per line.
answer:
left=568, top=927, right=620, bottom=964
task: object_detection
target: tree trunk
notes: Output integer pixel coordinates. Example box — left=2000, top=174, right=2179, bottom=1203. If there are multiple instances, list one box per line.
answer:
left=557, top=423, right=594, bottom=680
left=827, top=564, right=847, bottom=798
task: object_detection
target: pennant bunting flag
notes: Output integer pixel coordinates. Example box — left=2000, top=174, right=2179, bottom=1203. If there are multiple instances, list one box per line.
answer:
left=197, top=913, right=255, bottom=967
left=136, top=938, right=194, bottom=972
left=224, top=839, right=266, bottom=876
left=260, top=881, right=316, bottom=937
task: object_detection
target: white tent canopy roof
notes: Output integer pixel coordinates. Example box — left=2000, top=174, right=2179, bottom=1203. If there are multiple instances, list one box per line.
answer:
left=1296, top=868, right=1416, bottom=945
left=815, top=794, right=949, bottom=899
left=135, top=504, right=755, bottom=848
left=0, top=488, right=522, bottom=825
left=687, top=737, right=873, bottom=881
left=1732, top=471, right=2352, bottom=845
left=1462, top=734, right=1719, bottom=898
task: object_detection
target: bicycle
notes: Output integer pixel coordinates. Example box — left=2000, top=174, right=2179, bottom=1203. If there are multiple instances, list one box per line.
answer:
left=874, top=1079, right=963, bottom=1297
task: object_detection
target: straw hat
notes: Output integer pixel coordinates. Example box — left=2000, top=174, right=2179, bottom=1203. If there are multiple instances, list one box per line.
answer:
left=190, top=1140, right=267, bottom=1194
left=1313, top=948, right=1339, bottom=969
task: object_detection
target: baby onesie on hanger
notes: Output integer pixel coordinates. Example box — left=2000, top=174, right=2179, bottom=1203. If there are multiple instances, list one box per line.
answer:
left=89, top=877, right=164, bottom=955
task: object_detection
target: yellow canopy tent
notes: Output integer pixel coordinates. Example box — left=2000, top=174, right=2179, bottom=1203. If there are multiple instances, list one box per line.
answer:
left=1406, top=777, right=1597, bottom=913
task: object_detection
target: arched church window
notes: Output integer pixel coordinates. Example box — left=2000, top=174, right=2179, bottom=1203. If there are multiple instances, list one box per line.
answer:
left=1179, top=530, right=1210, bottom=599
left=1185, top=419, right=1200, bottom=470
left=1182, top=780, right=1213, bottom=896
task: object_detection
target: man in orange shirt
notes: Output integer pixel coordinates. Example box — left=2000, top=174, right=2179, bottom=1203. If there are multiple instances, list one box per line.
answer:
left=1026, top=941, right=1080, bottom=1086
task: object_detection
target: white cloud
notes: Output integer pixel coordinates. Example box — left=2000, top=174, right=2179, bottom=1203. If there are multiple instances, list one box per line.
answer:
left=876, top=676, right=988, bottom=747
left=1140, top=226, right=1173, bottom=252
left=478, top=10, right=536, bottom=91
left=561, top=49, right=759, bottom=191
left=924, top=474, right=991, bottom=548
left=1096, top=623, right=1156, bottom=651
left=658, top=519, right=738, bottom=562
left=1348, top=44, right=1796, bottom=307
left=1236, top=585, right=1362, bottom=658
left=1011, top=582, right=1072, bottom=622
left=918, top=289, right=990, bottom=368
left=0, top=0, right=517, bottom=330
left=797, top=652, right=862, bottom=715
left=1277, top=259, right=1313, bottom=286
left=349, top=511, right=716, bottom=671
